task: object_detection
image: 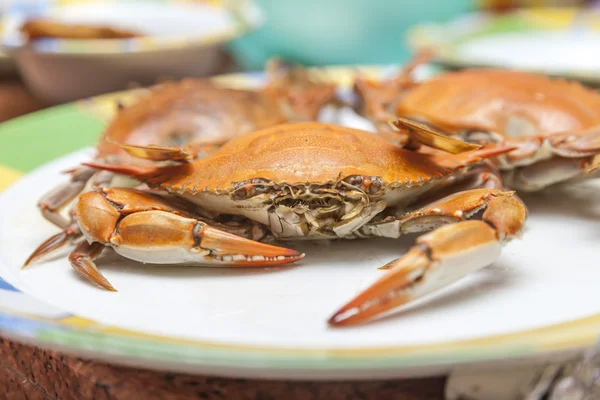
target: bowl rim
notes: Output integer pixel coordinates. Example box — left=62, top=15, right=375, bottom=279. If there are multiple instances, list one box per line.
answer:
left=0, top=0, right=264, bottom=56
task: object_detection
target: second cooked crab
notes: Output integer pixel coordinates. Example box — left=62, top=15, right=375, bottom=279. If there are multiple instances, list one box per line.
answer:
left=354, top=59, right=600, bottom=192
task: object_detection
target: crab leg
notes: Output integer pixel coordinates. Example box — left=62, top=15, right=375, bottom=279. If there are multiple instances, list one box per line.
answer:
left=24, top=184, right=182, bottom=268
left=588, top=154, right=600, bottom=173
left=104, top=135, right=233, bottom=163
left=263, top=57, right=339, bottom=121
left=105, top=138, right=196, bottom=162
left=395, top=117, right=600, bottom=190
left=503, top=157, right=594, bottom=192
left=415, top=162, right=506, bottom=203
left=351, top=50, right=433, bottom=139
left=68, top=241, right=112, bottom=290
left=67, top=188, right=303, bottom=291
left=497, top=129, right=600, bottom=168
left=329, top=188, right=526, bottom=326
left=24, top=167, right=124, bottom=268
left=22, top=222, right=82, bottom=267
left=390, top=117, right=481, bottom=154
left=37, top=167, right=97, bottom=228
left=547, top=125, right=600, bottom=156
left=495, top=127, right=600, bottom=190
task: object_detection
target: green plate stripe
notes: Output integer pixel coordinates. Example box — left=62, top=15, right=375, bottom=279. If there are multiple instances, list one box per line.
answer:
left=36, top=328, right=533, bottom=369
left=0, top=104, right=103, bottom=172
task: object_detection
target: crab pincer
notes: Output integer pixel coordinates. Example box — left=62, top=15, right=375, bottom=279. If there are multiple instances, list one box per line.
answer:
left=63, top=187, right=303, bottom=291
left=328, top=191, right=526, bottom=326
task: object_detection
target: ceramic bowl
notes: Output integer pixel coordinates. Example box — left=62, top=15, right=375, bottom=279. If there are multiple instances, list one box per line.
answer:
left=1, top=0, right=263, bottom=104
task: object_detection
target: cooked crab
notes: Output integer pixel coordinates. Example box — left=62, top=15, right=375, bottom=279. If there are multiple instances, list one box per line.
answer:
left=25, top=59, right=338, bottom=266
left=26, top=122, right=526, bottom=326
left=354, top=59, right=600, bottom=192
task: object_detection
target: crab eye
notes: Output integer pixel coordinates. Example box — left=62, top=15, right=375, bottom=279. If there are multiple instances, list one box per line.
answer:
left=231, top=186, right=252, bottom=200
left=231, top=178, right=271, bottom=200
left=341, top=175, right=383, bottom=194
left=344, top=175, right=364, bottom=187
left=368, top=178, right=383, bottom=194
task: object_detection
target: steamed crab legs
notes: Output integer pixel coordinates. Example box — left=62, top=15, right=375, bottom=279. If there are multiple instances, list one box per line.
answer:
left=354, top=55, right=600, bottom=192
left=28, top=122, right=526, bottom=326
left=24, top=59, right=338, bottom=267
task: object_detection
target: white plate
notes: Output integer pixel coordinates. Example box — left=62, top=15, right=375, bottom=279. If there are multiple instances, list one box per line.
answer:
left=0, top=68, right=599, bottom=379
left=2, top=149, right=600, bottom=349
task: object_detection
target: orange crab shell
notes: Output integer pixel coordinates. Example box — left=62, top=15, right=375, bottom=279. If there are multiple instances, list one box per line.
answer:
left=133, top=122, right=499, bottom=194
left=95, top=79, right=287, bottom=158
left=395, top=69, right=600, bottom=136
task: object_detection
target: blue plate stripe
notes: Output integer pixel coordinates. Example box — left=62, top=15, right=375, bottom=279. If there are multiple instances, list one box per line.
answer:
left=0, top=277, right=18, bottom=292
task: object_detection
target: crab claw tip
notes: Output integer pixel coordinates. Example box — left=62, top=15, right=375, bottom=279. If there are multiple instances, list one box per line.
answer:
left=328, top=248, right=430, bottom=327
left=70, top=257, right=118, bottom=292
left=22, top=231, right=72, bottom=269
left=200, top=224, right=303, bottom=266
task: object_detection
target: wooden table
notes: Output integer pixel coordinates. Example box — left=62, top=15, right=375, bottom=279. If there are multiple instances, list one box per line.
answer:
left=0, top=338, right=446, bottom=400
left=0, top=81, right=447, bottom=400
left=0, top=80, right=45, bottom=122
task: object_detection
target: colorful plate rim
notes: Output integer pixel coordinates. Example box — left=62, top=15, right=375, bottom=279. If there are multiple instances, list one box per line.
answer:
left=0, top=0, right=263, bottom=56
left=0, top=66, right=598, bottom=378
left=406, top=7, right=600, bottom=84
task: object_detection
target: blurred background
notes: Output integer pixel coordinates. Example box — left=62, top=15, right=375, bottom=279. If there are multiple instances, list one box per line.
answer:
left=228, top=0, right=595, bottom=69
left=228, top=0, right=475, bottom=68
left=1, top=0, right=600, bottom=120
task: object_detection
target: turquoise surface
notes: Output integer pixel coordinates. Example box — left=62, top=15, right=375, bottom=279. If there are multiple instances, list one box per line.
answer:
left=229, top=0, right=475, bottom=69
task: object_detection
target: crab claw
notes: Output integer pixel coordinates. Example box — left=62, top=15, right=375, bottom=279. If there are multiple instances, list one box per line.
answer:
left=328, top=220, right=503, bottom=327
left=328, top=190, right=527, bottom=327
left=72, top=215, right=304, bottom=292
left=195, top=223, right=305, bottom=265
left=104, top=211, right=305, bottom=267
left=68, top=189, right=306, bottom=291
